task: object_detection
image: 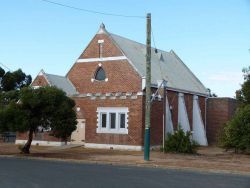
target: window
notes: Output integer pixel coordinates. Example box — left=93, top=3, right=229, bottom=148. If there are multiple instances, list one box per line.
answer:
left=97, top=107, right=128, bottom=134
left=101, top=113, right=107, bottom=128
left=110, top=113, right=116, bottom=129
left=119, top=113, right=126, bottom=128
left=95, top=67, right=106, bottom=81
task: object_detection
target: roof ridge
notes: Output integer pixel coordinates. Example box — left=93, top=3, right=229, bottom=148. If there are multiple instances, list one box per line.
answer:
left=45, top=73, right=66, bottom=78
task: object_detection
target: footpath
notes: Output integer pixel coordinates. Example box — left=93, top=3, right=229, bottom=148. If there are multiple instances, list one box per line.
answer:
left=0, top=143, right=249, bottom=175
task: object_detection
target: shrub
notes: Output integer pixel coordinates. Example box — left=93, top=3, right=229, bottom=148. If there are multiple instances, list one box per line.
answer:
left=164, top=129, right=198, bottom=154
left=219, top=105, right=250, bottom=153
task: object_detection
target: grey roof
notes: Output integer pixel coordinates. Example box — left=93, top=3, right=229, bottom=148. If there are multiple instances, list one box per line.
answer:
left=45, top=73, right=77, bottom=96
left=109, top=33, right=208, bottom=95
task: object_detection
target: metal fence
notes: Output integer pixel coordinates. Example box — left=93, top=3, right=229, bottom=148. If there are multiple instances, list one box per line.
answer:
left=0, top=132, right=16, bottom=143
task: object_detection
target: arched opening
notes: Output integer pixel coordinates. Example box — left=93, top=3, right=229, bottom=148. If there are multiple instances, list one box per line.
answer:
left=94, top=67, right=106, bottom=81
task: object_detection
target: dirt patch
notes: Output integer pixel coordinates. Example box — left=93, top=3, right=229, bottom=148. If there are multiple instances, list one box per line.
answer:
left=0, top=143, right=249, bottom=175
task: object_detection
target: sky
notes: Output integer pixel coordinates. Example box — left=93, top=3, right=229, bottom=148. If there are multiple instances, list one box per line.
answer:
left=0, top=0, right=250, bottom=97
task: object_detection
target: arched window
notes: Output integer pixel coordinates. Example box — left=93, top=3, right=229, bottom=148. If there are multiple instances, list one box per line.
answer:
left=95, top=67, right=106, bottom=81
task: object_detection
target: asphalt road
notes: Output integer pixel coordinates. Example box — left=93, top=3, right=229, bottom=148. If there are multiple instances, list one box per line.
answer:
left=0, top=157, right=249, bottom=188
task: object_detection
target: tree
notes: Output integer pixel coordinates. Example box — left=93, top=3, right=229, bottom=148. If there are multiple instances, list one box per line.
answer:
left=236, top=66, right=250, bottom=105
left=0, top=68, right=31, bottom=134
left=0, top=90, right=20, bottom=107
left=0, top=67, right=32, bottom=92
left=0, top=86, right=77, bottom=153
left=220, top=105, right=250, bottom=153
left=0, top=67, right=5, bottom=78
left=220, top=67, right=250, bottom=153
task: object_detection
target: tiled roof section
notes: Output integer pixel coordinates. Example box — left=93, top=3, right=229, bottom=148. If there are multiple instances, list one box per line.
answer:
left=44, top=73, right=77, bottom=96
left=109, top=33, right=208, bottom=95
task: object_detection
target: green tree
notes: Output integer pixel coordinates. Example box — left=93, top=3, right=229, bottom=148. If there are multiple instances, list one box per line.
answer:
left=0, top=67, right=5, bottom=78
left=220, top=105, right=250, bottom=153
left=0, top=87, right=77, bottom=153
left=0, top=68, right=32, bottom=92
left=0, top=67, right=31, bottom=134
left=220, top=67, right=250, bottom=153
left=0, top=90, right=20, bottom=107
left=236, top=66, right=250, bottom=105
left=164, top=128, right=198, bottom=154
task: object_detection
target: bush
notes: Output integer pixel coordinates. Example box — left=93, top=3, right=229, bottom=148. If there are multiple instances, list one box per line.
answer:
left=219, top=105, right=250, bottom=153
left=163, top=129, right=198, bottom=154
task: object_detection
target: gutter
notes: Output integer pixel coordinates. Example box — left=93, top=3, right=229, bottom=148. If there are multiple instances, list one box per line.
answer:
left=151, top=84, right=209, bottom=97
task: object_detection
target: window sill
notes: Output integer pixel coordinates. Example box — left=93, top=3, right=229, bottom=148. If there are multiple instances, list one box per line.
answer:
left=91, top=78, right=108, bottom=82
left=96, top=128, right=128, bottom=134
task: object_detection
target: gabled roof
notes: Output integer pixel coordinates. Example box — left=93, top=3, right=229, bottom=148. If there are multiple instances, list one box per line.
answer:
left=109, top=32, right=208, bottom=95
left=38, top=70, right=77, bottom=96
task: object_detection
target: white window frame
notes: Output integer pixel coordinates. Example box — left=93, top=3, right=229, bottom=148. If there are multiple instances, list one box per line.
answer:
left=96, top=107, right=129, bottom=134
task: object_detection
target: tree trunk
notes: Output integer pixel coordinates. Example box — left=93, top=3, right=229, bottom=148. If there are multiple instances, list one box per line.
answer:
left=21, top=129, right=33, bottom=154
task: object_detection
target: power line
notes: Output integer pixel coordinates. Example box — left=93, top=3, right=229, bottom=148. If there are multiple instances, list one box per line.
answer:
left=38, top=0, right=145, bottom=19
left=0, top=62, right=12, bottom=72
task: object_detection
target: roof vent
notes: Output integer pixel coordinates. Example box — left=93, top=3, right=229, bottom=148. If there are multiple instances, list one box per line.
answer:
left=158, top=53, right=164, bottom=61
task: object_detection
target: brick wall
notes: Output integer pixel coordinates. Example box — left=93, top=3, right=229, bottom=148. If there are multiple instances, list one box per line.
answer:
left=73, top=96, right=144, bottom=146
left=67, top=33, right=142, bottom=94
left=184, top=93, right=193, bottom=130
left=16, top=132, right=61, bottom=142
left=206, top=97, right=238, bottom=144
left=150, top=99, right=164, bottom=146
left=78, top=34, right=123, bottom=59
left=32, top=75, right=49, bottom=87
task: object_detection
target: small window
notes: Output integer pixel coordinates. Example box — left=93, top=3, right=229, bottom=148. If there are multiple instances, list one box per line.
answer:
left=95, top=67, right=106, bottom=81
left=101, top=113, right=107, bottom=128
left=119, top=113, right=126, bottom=129
left=110, top=113, right=116, bottom=129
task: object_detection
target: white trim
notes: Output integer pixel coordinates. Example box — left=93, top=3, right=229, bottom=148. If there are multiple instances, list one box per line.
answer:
left=141, top=77, right=146, bottom=90
left=76, top=56, right=127, bottom=63
left=192, top=95, right=208, bottom=146
left=15, top=140, right=67, bottom=146
left=178, top=93, right=191, bottom=132
left=85, top=143, right=143, bottom=151
left=32, top=86, right=40, bottom=89
left=98, top=39, right=104, bottom=43
left=96, top=107, right=129, bottom=134
left=137, top=91, right=144, bottom=96
left=165, top=92, right=174, bottom=134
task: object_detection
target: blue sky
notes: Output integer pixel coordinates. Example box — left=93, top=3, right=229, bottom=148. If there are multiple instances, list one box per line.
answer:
left=1, top=0, right=250, bottom=97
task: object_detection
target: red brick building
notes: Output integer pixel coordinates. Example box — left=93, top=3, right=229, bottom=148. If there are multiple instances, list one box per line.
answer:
left=16, top=24, right=210, bottom=150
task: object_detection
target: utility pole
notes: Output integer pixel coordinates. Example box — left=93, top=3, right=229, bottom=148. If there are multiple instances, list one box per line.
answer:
left=144, top=13, right=151, bottom=161
left=162, top=80, right=167, bottom=151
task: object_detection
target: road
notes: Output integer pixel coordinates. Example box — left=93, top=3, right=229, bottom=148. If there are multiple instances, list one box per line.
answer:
left=0, top=157, right=249, bottom=188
